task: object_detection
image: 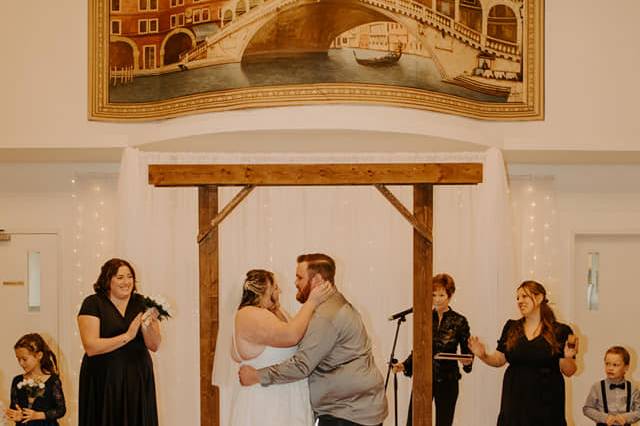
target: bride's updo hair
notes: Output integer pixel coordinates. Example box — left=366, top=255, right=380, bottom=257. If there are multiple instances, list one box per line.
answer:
left=238, top=269, right=274, bottom=310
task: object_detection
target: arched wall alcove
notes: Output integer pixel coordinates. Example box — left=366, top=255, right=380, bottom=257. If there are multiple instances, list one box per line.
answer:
left=136, top=128, right=490, bottom=154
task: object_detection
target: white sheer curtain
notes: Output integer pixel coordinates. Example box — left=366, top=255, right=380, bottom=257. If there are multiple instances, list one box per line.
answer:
left=435, top=148, right=518, bottom=426
left=509, top=175, right=560, bottom=299
left=62, top=172, right=118, bottom=426
left=116, top=147, right=515, bottom=426
left=116, top=151, right=200, bottom=426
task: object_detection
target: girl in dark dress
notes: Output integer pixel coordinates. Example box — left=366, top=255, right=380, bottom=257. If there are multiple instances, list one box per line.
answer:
left=5, top=333, right=66, bottom=425
left=77, top=258, right=162, bottom=426
left=468, top=280, right=579, bottom=426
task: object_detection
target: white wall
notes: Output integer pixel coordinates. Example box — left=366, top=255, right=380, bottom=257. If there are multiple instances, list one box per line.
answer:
left=509, top=164, right=640, bottom=316
left=0, top=163, right=118, bottom=425
left=2, top=1, right=639, bottom=152
left=509, top=164, right=640, bottom=425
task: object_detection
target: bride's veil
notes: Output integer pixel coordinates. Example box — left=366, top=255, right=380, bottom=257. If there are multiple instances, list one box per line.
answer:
left=212, top=273, right=244, bottom=426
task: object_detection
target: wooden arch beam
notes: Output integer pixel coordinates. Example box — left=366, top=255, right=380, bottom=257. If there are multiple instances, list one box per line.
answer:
left=149, top=163, right=482, bottom=186
left=149, top=162, right=483, bottom=426
left=197, top=185, right=255, bottom=243
left=375, top=184, right=433, bottom=243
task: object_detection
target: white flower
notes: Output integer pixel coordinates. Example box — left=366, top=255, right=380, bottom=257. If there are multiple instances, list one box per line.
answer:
left=150, top=294, right=172, bottom=316
left=38, top=383, right=45, bottom=389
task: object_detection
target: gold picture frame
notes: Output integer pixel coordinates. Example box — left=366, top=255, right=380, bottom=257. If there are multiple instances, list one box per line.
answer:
left=89, top=0, right=543, bottom=122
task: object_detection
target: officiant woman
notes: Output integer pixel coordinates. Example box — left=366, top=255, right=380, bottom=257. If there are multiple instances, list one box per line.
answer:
left=392, top=273, right=473, bottom=426
left=77, top=258, right=161, bottom=426
left=468, top=280, right=577, bottom=426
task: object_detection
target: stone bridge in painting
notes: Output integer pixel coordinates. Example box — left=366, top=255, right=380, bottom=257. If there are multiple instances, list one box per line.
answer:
left=180, top=0, right=522, bottom=77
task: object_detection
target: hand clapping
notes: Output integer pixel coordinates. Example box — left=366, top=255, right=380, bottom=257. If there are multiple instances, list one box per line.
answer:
left=142, top=307, right=160, bottom=329
left=126, top=312, right=143, bottom=339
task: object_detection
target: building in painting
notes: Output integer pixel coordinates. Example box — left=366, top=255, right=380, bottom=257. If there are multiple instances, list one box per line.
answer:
left=331, top=0, right=520, bottom=54
left=109, top=0, right=523, bottom=86
left=329, top=0, right=523, bottom=96
left=332, top=22, right=423, bottom=56
left=109, top=0, right=226, bottom=73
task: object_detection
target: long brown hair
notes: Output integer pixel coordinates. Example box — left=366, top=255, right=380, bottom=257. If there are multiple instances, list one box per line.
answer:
left=505, top=280, right=560, bottom=353
left=15, top=333, right=59, bottom=375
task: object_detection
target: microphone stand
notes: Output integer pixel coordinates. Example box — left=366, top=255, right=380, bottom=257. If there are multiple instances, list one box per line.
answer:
left=385, top=313, right=407, bottom=426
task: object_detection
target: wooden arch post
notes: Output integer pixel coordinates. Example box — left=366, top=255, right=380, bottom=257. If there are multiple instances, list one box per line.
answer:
left=149, top=163, right=483, bottom=426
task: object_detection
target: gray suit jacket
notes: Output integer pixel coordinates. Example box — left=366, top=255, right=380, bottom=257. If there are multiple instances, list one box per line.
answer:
left=258, top=291, right=388, bottom=425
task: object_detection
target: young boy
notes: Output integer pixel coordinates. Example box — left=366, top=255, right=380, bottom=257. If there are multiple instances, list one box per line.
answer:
left=583, top=346, right=640, bottom=425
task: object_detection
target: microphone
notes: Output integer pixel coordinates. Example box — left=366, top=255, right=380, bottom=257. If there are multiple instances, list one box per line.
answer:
left=388, top=307, right=413, bottom=321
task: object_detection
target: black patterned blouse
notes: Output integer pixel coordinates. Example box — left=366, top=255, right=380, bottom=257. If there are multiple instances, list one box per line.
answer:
left=401, top=308, right=473, bottom=382
left=10, top=373, right=66, bottom=425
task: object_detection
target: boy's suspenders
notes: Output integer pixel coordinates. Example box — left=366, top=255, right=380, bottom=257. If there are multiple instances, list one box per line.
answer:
left=597, top=380, right=631, bottom=426
left=600, top=380, right=609, bottom=414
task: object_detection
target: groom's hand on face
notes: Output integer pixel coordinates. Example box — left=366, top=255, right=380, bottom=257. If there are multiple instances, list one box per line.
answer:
left=239, top=365, right=260, bottom=386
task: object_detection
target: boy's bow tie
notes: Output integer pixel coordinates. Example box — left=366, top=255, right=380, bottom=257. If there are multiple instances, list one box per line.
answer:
left=610, top=383, right=625, bottom=390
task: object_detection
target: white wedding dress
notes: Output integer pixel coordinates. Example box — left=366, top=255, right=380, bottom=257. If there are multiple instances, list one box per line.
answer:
left=229, top=328, right=314, bottom=426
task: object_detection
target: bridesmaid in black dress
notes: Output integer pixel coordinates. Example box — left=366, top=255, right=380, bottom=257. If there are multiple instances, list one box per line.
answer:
left=77, top=258, right=161, bottom=426
left=468, top=280, right=579, bottom=426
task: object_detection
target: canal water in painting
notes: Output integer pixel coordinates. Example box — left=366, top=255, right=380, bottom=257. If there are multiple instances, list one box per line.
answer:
left=110, top=48, right=507, bottom=103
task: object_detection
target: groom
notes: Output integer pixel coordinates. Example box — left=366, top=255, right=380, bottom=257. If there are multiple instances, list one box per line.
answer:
left=239, top=253, right=388, bottom=426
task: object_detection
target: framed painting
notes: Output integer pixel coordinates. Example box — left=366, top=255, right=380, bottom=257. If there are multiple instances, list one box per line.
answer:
left=89, top=0, right=543, bottom=121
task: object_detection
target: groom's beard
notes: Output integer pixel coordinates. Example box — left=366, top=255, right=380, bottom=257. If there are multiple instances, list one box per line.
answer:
left=296, top=283, right=311, bottom=304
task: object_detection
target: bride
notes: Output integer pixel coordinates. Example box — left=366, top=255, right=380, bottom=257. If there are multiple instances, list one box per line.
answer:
left=229, top=269, right=333, bottom=426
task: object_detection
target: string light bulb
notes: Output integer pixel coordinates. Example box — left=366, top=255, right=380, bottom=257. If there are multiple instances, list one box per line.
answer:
left=517, top=178, right=557, bottom=285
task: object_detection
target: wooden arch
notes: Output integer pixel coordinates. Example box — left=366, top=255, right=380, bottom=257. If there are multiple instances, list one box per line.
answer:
left=148, top=162, right=483, bottom=426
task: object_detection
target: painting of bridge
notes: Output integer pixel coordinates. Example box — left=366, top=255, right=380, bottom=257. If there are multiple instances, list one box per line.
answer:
left=89, top=0, right=543, bottom=121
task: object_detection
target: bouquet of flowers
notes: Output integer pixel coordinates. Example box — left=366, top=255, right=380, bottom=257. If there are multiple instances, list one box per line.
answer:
left=142, top=295, right=172, bottom=326
left=16, top=378, right=45, bottom=400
